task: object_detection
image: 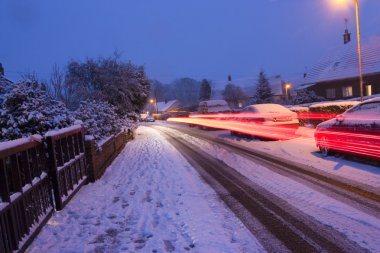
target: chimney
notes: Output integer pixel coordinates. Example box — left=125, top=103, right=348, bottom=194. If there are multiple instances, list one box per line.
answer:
left=228, top=74, right=232, bottom=82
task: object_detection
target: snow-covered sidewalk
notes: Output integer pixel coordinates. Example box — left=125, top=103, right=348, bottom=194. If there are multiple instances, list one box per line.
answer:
left=27, top=126, right=263, bottom=253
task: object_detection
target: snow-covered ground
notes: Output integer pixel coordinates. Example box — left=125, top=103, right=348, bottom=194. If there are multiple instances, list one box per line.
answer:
left=158, top=126, right=380, bottom=252
left=27, top=126, right=263, bottom=253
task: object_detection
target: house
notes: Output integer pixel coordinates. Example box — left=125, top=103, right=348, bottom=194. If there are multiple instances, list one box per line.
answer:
left=156, top=99, right=181, bottom=113
left=298, top=36, right=380, bottom=100
left=212, top=75, right=291, bottom=106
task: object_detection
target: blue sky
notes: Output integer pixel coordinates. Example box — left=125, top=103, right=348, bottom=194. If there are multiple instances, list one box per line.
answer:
left=1, top=0, right=379, bottom=84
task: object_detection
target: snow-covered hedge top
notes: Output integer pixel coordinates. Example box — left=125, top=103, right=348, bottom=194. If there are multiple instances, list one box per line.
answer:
left=309, top=101, right=360, bottom=109
left=288, top=106, right=309, bottom=113
left=0, top=81, right=74, bottom=141
left=73, top=99, right=135, bottom=142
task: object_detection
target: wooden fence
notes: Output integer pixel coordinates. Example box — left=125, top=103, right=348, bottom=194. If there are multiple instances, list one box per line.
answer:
left=85, top=130, right=133, bottom=182
left=46, top=125, right=87, bottom=211
left=0, top=125, right=134, bottom=253
left=0, top=135, right=53, bottom=253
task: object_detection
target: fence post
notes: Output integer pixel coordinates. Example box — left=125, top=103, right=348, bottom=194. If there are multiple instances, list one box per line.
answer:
left=84, top=137, right=97, bottom=183
left=46, top=136, right=63, bottom=211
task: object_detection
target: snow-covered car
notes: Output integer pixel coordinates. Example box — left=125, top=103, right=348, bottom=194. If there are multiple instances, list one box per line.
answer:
left=189, top=100, right=232, bottom=129
left=145, top=115, right=155, bottom=122
left=231, top=103, right=299, bottom=139
left=315, top=97, right=380, bottom=160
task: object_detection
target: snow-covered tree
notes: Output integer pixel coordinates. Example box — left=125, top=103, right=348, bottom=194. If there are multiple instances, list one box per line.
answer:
left=199, top=79, right=212, bottom=101
left=292, top=89, right=325, bottom=105
left=65, top=55, right=150, bottom=114
left=252, top=71, right=273, bottom=104
left=222, top=83, right=247, bottom=109
left=73, top=100, right=125, bottom=141
left=0, top=81, right=74, bottom=141
left=171, top=78, right=201, bottom=107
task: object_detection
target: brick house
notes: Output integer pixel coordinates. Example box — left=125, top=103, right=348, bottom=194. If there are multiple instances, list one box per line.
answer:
left=298, top=36, right=380, bottom=100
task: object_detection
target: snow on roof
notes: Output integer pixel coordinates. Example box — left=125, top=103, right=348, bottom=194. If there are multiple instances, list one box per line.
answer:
left=199, top=100, right=229, bottom=106
left=301, top=36, right=380, bottom=88
left=156, top=100, right=179, bottom=112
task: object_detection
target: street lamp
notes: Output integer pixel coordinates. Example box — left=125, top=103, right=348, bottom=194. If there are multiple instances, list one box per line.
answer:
left=354, top=0, right=364, bottom=102
left=285, top=83, right=291, bottom=102
left=149, top=99, right=158, bottom=114
left=334, top=0, right=363, bottom=101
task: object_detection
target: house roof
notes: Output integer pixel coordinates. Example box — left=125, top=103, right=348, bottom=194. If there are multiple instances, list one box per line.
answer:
left=157, top=100, right=179, bottom=112
left=300, top=36, right=380, bottom=89
left=213, top=75, right=286, bottom=97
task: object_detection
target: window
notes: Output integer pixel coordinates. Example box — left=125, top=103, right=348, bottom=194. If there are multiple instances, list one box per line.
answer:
left=342, top=86, right=353, bottom=97
left=326, top=88, right=336, bottom=99
left=366, top=84, right=372, bottom=96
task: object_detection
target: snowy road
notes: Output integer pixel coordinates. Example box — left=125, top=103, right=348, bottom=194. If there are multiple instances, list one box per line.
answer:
left=153, top=125, right=380, bottom=253
left=27, top=126, right=263, bottom=253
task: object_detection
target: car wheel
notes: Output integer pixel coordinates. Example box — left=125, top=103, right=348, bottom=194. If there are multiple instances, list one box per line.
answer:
left=319, top=137, right=330, bottom=156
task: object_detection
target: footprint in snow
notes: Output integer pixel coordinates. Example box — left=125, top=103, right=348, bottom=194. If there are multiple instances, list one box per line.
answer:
left=163, top=240, right=175, bottom=252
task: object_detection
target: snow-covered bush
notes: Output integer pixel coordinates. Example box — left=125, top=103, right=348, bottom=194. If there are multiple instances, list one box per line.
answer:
left=288, top=106, right=309, bottom=126
left=308, top=101, right=360, bottom=126
left=292, top=89, right=325, bottom=105
left=74, top=100, right=130, bottom=141
left=0, top=81, right=74, bottom=141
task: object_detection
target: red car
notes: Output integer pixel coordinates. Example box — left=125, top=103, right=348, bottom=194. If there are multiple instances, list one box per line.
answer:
left=314, top=97, right=380, bottom=160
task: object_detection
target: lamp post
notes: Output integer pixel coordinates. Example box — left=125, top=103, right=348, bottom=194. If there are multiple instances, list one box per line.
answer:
left=149, top=99, right=155, bottom=114
left=335, top=0, right=364, bottom=101
left=149, top=99, right=158, bottom=114
left=354, top=0, right=364, bottom=102
left=285, top=83, right=291, bottom=102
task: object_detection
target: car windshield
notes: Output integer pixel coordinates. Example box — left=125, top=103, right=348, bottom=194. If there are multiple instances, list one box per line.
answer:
left=345, top=102, right=380, bottom=115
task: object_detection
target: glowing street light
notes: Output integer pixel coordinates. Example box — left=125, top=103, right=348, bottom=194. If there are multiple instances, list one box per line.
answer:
left=285, top=83, right=291, bottom=102
left=333, top=0, right=364, bottom=101
left=149, top=99, right=158, bottom=114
